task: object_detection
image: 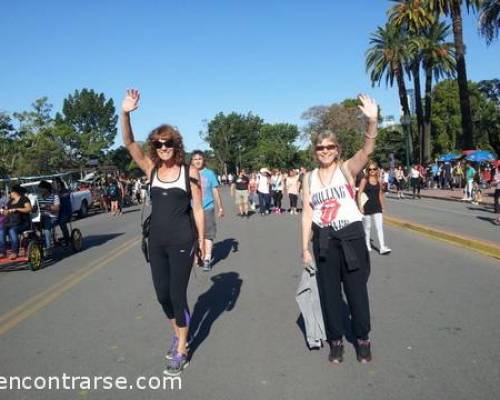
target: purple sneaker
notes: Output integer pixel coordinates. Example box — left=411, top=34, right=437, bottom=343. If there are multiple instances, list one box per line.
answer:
left=165, top=336, right=178, bottom=360
left=165, top=352, right=189, bottom=376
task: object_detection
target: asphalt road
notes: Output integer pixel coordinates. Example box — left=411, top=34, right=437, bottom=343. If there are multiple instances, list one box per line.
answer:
left=0, top=190, right=499, bottom=400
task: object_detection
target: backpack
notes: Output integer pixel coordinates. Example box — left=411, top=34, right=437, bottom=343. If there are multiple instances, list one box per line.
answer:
left=108, top=184, right=118, bottom=197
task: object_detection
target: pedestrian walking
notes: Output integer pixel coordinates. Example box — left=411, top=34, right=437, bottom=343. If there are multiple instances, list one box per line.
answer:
left=286, top=169, right=300, bottom=215
left=358, top=161, right=391, bottom=254
left=231, top=169, right=250, bottom=217
left=121, top=89, right=205, bottom=376
left=271, top=169, right=284, bottom=213
left=395, top=165, right=406, bottom=199
left=191, top=150, right=225, bottom=271
left=409, top=164, right=421, bottom=199
left=257, top=168, right=272, bottom=215
left=301, top=94, right=377, bottom=364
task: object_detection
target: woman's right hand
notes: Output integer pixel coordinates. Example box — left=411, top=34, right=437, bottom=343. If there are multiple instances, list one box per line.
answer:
left=122, top=89, right=140, bottom=113
left=302, top=249, right=313, bottom=266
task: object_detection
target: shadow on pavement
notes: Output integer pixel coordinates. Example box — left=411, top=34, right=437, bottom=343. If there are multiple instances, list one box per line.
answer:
left=476, top=216, right=499, bottom=225
left=188, top=272, right=242, bottom=359
left=211, top=238, right=238, bottom=267
left=81, top=233, right=125, bottom=250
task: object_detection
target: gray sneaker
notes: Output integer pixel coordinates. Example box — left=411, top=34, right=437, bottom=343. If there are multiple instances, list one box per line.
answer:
left=165, top=352, right=189, bottom=376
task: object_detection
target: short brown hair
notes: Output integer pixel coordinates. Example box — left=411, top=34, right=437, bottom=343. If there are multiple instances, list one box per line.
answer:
left=147, top=124, right=185, bottom=166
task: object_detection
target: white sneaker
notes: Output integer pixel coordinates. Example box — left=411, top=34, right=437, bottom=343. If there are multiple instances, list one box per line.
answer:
left=379, top=246, right=392, bottom=255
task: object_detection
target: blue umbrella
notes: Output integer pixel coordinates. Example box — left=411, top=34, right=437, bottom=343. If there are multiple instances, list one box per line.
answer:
left=466, top=150, right=496, bottom=162
left=438, top=153, right=462, bottom=162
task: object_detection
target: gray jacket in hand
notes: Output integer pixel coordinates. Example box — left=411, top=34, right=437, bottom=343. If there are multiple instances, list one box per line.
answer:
left=296, top=269, right=326, bottom=348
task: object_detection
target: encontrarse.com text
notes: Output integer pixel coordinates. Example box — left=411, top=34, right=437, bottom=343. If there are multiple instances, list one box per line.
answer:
left=0, top=373, right=181, bottom=391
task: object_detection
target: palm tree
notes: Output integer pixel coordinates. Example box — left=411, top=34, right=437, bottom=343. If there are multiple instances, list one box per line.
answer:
left=389, top=0, right=435, bottom=163
left=415, top=21, right=456, bottom=161
left=366, top=22, right=413, bottom=159
left=426, top=0, right=482, bottom=149
left=479, top=0, right=500, bottom=44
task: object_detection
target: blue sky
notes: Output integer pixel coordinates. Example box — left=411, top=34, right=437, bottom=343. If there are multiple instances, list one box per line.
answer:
left=1, top=0, right=498, bottom=151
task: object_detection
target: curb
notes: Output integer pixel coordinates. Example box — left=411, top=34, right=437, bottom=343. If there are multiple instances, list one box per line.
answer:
left=400, top=191, right=495, bottom=207
left=385, top=215, right=500, bottom=261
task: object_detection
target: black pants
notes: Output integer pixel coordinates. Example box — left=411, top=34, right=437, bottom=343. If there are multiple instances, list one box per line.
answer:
left=495, top=189, right=500, bottom=214
left=272, top=190, right=282, bottom=209
left=289, top=194, right=298, bottom=208
left=313, top=236, right=371, bottom=341
left=149, top=241, right=194, bottom=327
left=411, top=177, right=421, bottom=197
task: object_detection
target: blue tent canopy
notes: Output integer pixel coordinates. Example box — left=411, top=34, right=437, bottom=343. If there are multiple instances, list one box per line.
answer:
left=466, top=150, right=496, bottom=162
left=437, top=153, right=462, bottom=162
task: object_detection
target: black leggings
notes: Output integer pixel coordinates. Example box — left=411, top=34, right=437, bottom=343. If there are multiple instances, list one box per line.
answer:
left=272, top=190, right=283, bottom=209
left=149, top=241, right=194, bottom=327
left=313, top=235, right=371, bottom=341
left=289, top=194, right=298, bottom=208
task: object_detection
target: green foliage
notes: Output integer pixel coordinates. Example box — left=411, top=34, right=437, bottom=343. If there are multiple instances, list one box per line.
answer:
left=431, top=79, right=500, bottom=155
left=56, top=88, right=118, bottom=168
left=202, top=112, right=263, bottom=173
left=246, top=123, right=300, bottom=170
left=302, top=102, right=365, bottom=159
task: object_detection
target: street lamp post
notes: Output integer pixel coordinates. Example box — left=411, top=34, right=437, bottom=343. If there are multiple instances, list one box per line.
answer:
left=237, top=143, right=241, bottom=174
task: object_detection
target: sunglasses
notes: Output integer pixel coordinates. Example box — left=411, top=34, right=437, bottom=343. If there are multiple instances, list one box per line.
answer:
left=315, top=144, right=338, bottom=152
left=152, top=139, right=175, bottom=149
left=368, top=168, right=378, bottom=171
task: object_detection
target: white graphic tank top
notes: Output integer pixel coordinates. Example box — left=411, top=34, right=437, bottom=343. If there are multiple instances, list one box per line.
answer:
left=309, top=166, right=362, bottom=231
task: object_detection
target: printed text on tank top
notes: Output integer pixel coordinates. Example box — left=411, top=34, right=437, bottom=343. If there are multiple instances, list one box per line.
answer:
left=310, top=166, right=362, bottom=231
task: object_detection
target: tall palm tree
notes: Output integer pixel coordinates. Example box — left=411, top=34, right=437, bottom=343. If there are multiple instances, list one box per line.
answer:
left=426, top=0, right=482, bottom=149
left=366, top=22, right=413, bottom=157
left=415, top=21, right=456, bottom=161
left=479, top=0, right=500, bottom=44
left=389, top=0, right=435, bottom=163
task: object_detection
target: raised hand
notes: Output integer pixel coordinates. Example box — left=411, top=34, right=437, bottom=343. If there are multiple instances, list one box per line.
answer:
left=358, top=94, right=378, bottom=122
left=122, top=89, right=140, bottom=113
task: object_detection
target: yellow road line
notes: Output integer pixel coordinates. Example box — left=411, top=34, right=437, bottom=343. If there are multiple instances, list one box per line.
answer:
left=385, top=215, right=500, bottom=261
left=0, top=236, right=140, bottom=336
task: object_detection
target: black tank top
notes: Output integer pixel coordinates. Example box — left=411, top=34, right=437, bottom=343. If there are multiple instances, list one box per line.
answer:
left=363, top=181, right=382, bottom=215
left=149, top=167, right=195, bottom=246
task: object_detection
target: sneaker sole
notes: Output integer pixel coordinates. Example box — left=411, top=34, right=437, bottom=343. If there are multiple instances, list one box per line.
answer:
left=164, top=361, right=190, bottom=376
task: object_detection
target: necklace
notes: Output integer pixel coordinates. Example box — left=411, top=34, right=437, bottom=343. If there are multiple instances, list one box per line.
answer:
left=318, top=164, right=337, bottom=188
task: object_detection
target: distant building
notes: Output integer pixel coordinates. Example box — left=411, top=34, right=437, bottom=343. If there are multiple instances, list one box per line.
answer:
left=379, top=115, right=398, bottom=129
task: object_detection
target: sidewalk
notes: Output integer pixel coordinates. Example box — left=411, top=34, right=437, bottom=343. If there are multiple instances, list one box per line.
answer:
left=400, top=186, right=496, bottom=206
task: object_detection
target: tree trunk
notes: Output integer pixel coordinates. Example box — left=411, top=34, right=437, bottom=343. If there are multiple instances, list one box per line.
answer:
left=423, top=65, right=433, bottom=164
left=451, top=1, right=474, bottom=149
left=396, top=65, right=414, bottom=162
left=411, top=61, right=425, bottom=164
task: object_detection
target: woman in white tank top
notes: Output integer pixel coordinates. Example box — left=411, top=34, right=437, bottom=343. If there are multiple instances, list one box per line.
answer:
left=301, top=94, right=379, bottom=364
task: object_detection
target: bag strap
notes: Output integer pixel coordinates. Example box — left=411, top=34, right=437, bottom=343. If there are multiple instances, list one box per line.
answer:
left=148, top=166, right=157, bottom=199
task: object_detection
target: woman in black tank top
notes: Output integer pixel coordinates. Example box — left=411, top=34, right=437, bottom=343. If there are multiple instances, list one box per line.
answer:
left=358, top=161, right=391, bottom=255
left=121, top=89, right=205, bottom=376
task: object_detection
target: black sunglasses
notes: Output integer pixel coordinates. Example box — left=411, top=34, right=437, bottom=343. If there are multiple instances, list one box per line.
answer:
left=152, top=139, right=175, bottom=149
left=368, top=168, right=378, bottom=171
left=315, top=144, right=338, bottom=152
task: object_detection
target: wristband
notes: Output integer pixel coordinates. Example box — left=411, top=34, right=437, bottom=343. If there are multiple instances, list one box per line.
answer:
left=365, top=134, right=377, bottom=140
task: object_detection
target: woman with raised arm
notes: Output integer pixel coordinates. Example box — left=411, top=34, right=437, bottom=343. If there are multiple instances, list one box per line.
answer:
left=301, top=95, right=378, bottom=365
left=121, top=89, right=204, bottom=376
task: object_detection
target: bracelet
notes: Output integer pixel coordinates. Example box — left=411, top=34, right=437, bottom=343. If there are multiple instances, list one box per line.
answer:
left=365, top=134, right=377, bottom=140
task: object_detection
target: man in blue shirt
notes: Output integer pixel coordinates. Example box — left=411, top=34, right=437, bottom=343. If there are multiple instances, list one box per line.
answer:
left=191, top=150, right=224, bottom=271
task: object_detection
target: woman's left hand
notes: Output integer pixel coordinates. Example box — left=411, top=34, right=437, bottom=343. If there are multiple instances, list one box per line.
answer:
left=358, top=94, right=378, bottom=122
